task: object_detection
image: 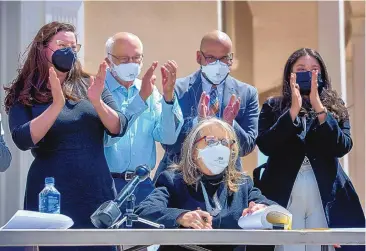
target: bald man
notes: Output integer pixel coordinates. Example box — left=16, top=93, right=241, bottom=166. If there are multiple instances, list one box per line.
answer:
left=103, top=32, right=183, bottom=213
left=155, top=30, right=259, bottom=180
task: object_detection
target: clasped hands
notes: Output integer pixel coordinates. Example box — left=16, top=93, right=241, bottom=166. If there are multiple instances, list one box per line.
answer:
left=198, top=91, right=241, bottom=125
left=289, top=70, right=326, bottom=123
left=176, top=202, right=266, bottom=229
left=138, top=60, right=178, bottom=103
left=48, top=62, right=111, bottom=108
left=50, top=60, right=114, bottom=108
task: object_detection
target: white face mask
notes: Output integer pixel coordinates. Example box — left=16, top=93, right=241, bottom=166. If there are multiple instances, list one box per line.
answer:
left=201, top=61, right=230, bottom=85
left=197, top=144, right=231, bottom=175
left=112, top=62, right=141, bottom=81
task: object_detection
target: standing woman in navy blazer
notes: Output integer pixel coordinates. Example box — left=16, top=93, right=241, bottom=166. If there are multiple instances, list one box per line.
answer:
left=4, top=22, right=128, bottom=251
left=136, top=118, right=276, bottom=251
left=255, top=48, right=365, bottom=251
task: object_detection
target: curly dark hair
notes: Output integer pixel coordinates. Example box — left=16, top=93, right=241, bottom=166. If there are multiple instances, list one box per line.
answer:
left=4, top=21, right=90, bottom=113
left=271, top=48, right=349, bottom=122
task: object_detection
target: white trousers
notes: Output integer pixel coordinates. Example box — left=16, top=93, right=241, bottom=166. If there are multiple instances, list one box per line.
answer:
left=275, top=163, right=335, bottom=251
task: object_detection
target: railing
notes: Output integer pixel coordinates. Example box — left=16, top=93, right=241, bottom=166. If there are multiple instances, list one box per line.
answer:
left=0, top=229, right=365, bottom=249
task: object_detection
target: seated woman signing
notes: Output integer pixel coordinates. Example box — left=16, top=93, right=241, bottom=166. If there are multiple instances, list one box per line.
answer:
left=135, top=117, right=276, bottom=251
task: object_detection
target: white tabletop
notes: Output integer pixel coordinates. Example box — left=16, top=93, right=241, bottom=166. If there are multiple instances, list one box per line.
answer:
left=0, top=229, right=365, bottom=246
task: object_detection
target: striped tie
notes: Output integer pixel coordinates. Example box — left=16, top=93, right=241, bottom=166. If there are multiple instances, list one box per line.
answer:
left=209, top=85, right=219, bottom=117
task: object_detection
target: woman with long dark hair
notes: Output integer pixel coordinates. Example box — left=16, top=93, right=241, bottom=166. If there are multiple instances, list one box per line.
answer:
left=5, top=21, right=128, bottom=251
left=255, top=48, right=365, bottom=251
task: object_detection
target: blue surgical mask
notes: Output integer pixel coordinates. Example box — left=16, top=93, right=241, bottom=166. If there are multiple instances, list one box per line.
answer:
left=51, top=47, right=77, bottom=73
left=112, top=62, right=141, bottom=81
left=201, top=61, right=230, bottom=85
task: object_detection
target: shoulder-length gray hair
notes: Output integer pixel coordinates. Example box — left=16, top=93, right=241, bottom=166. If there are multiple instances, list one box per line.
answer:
left=171, top=117, right=245, bottom=192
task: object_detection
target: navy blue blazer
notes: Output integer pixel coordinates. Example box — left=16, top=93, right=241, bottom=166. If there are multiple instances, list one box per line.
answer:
left=155, top=71, right=259, bottom=180
left=135, top=170, right=276, bottom=251
left=254, top=98, right=365, bottom=251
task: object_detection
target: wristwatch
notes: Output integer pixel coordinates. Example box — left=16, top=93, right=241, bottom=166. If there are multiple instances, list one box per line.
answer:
left=164, top=93, right=175, bottom=105
left=316, top=107, right=327, bottom=116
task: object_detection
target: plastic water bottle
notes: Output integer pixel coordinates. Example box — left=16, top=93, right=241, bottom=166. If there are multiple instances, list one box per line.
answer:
left=39, top=177, right=61, bottom=214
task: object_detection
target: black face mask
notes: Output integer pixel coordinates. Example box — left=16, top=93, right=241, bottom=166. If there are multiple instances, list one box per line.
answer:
left=201, top=172, right=225, bottom=183
left=51, top=47, right=76, bottom=73
left=295, top=71, right=324, bottom=96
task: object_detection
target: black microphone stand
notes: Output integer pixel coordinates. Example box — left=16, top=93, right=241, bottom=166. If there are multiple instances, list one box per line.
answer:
left=109, top=194, right=211, bottom=251
left=91, top=164, right=210, bottom=251
left=110, top=194, right=164, bottom=229
left=108, top=193, right=164, bottom=251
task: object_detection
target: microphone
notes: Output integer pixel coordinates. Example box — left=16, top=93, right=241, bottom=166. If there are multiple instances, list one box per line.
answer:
left=90, top=165, right=151, bottom=228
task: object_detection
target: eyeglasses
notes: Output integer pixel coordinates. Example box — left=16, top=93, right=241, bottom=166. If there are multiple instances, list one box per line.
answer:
left=194, top=135, right=235, bottom=147
left=200, top=51, right=233, bottom=65
left=108, top=53, right=143, bottom=64
left=55, top=40, right=81, bottom=53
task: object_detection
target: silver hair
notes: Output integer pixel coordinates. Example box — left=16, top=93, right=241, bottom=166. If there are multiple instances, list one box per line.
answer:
left=105, top=37, right=114, bottom=58
left=171, top=117, right=247, bottom=192
left=105, top=34, right=143, bottom=59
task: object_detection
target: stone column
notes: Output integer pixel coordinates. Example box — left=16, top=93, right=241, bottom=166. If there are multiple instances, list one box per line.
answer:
left=350, top=16, right=365, bottom=209
left=317, top=0, right=349, bottom=173
left=0, top=0, right=36, bottom=227
left=223, top=1, right=256, bottom=175
left=217, top=0, right=223, bottom=31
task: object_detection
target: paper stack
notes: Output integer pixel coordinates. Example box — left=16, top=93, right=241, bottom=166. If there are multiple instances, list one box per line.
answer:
left=0, top=210, right=73, bottom=230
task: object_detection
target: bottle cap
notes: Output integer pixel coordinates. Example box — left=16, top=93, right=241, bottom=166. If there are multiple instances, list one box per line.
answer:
left=45, top=177, right=55, bottom=185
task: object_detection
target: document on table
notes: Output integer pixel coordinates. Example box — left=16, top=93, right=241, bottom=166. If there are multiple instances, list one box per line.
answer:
left=238, top=205, right=292, bottom=230
left=0, top=210, right=74, bottom=229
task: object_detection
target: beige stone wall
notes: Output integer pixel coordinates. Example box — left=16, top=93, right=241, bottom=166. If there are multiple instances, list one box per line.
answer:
left=249, top=1, right=319, bottom=94
left=84, top=1, right=218, bottom=78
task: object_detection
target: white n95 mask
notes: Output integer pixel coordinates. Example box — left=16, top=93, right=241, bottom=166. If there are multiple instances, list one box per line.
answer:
left=201, top=61, right=230, bottom=85
left=197, top=144, right=230, bottom=175
left=112, top=62, right=141, bottom=81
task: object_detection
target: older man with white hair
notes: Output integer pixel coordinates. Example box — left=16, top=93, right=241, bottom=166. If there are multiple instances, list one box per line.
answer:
left=104, top=32, right=183, bottom=212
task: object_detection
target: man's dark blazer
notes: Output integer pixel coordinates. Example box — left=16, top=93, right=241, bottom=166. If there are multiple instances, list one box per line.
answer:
left=154, top=71, right=259, bottom=181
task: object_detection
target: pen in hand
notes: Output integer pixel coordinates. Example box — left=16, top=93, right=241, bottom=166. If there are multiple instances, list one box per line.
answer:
left=197, top=207, right=209, bottom=223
